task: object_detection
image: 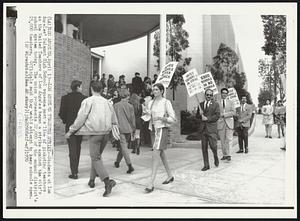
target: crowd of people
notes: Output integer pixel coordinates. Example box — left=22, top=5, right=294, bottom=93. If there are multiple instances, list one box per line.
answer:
left=261, top=99, right=286, bottom=150
left=59, top=72, right=174, bottom=197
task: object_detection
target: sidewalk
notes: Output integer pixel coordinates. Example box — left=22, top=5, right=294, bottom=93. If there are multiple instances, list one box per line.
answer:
left=54, top=115, right=286, bottom=206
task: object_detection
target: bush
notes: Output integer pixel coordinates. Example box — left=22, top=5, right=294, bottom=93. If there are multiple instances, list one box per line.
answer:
left=181, top=110, right=201, bottom=135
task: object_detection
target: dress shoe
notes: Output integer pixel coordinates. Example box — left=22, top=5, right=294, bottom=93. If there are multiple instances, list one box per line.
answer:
left=221, top=156, right=227, bottom=160
left=245, top=148, right=248, bottom=154
left=278, top=135, right=281, bottom=138
left=162, top=177, right=174, bottom=185
left=269, top=136, right=272, bottom=138
left=236, top=150, right=243, bottom=153
left=201, top=166, right=210, bottom=171
left=68, top=174, right=78, bottom=179
left=145, top=187, right=154, bottom=193
left=88, top=179, right=95, bottom=188
left=103, top=179, right=116, bottom=197
left=136, top=147, right=140, bottom=155
left=114, top=161, right=120, bottom=168
left=280, top=147, right=286, bottom=151
left=226, top=156, right=231, bottom=161
left=131, top=149, right=136, bottom=154
left=214, top=158, right=219, bottom=167
left=265, top=135, right=268, bottom=138
left=126, top=165, right=134, bottom=174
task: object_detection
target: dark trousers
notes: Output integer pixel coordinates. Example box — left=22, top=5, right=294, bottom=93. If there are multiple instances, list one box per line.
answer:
left=67, top=135, right=83, bottom=175
left=141, top=121, right=152, bottom=146
left=116, top=133, right=132, bottom=165
left=201, top=132, right=218, bottom=167
left=236, top=126, right=249, bottom=150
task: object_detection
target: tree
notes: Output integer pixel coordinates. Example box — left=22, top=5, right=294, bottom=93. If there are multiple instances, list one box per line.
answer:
left=153, top=15, right=192, bottom=94
left=261, top=15, right=286, bottom=102
left=258, top=88, right=274, bottom=108
left=210, top=43, right=240, bottom=87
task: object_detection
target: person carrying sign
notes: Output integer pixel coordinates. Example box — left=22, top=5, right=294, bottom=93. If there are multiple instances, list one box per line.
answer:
left=217, top=88, right=236, bottom=162
left=196, top=89, right=220, bottom=171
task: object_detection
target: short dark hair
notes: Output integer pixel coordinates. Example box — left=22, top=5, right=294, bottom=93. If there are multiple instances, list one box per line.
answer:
left=90, top=81, right=102, bottom=93
left=135, top=72, right=140, bottom=76
left=108, top=74, right=114, bottom=78
left=153, top=83, right=165, bottom=94
left=221, top=88, right=229, bottom=94
left=205, top=88, right=213, bottom=95
left=154, top=74, right=158, bottom=77
left=93, top=74, right=100, bottom=81
left=70, top=80, right=82, bottom=92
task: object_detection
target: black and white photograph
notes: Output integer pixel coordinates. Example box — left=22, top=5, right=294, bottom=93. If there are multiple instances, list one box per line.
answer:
left=3, top=2, right=297, bottom=219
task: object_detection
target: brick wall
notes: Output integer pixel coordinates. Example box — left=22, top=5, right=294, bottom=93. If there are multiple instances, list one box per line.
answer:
left=54, top=33, right=91, bottom=145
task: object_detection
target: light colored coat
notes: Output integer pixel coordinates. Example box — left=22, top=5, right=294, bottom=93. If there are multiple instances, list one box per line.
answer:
left=236, top=103, right=252, bottom=128
left=217, top=99, right=236, bottom=130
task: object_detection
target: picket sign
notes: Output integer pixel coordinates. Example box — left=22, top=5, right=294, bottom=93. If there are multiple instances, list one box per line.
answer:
left=227, top=87, right=241, bottom=108
left=198, top=71, right=218, bottom=95
left=155, top=62, right=178, bottom=88
left=182, top=68, right=205, bottom=97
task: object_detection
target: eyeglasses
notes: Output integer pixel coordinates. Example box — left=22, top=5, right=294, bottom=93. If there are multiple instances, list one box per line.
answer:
left=221, top=92, right=228, bottom=95
left=205, top=94, right=213, bottom=97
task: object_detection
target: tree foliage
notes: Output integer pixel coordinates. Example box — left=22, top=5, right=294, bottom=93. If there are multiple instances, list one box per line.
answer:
left=258, top=88, right=274, bottom=108
left=210, top=43, right=240, bottom=86
left=260, top=15, right=286, bottom=102
left=153, top=15, right=192, bottom=90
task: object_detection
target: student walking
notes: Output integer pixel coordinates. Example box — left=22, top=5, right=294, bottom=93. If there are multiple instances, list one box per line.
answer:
left=65, top=81, right=120, bottom=197
left=142, top=83, right=176, bottom=193
left=113, top=90, right=136, bottom=174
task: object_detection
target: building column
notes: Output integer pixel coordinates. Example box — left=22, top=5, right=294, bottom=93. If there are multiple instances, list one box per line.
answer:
left=146, top=32, right=151, bottom=77
left=61, top=14, right=67, bottom=35
left=159, top=14, right=167, bottom=71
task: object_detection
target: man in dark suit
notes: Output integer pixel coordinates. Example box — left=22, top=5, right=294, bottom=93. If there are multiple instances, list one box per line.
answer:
left=59, top=80, right=87, bottom=179
left=235, top=95, right=252, bottom=153
left=132, top=72, right=143, bottom=95
left=197, top=89, right=220, bottom=171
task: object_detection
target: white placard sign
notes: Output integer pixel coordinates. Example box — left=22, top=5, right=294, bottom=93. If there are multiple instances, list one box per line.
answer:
left=228, top=87, right=241, bottom=108
left=183, top=68, right=205, bottom=97
left=198, top=71, right=218, bottom=95
left=155, top=61, right=178, bottom=88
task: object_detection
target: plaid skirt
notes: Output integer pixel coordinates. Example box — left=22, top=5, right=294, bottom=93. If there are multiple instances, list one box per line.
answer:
left=152, top=127, right=170, bottom=150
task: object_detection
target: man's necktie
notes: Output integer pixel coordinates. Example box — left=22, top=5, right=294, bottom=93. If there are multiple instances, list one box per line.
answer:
left=205, top=101, right=209, bottom=110
left=223, top=100, right=225, bottom=108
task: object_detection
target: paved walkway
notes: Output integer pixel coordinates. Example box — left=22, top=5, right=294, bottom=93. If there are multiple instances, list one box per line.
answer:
left=54, top=115, right=286, bottom=206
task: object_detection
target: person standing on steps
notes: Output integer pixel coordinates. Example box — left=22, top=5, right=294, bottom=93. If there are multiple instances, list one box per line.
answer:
left=113, top=90, right=136, bottom=174
left=142, top=83, right=176, bottom=193
left=59, top=80, right=87, bottom=180
left=65, top=81, right=120, bottom=197
left=217, top=88, right=236, bottom=162
left=196, top=89, right=220, bottom=171
left=236, top=95, right=252, bottom=154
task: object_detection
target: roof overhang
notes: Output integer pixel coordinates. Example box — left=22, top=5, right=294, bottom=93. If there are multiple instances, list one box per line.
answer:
left=67, top=14, right=160, bottom=48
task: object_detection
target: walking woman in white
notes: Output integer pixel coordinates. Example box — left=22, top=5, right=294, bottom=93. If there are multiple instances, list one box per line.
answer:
left=142, top=83, right=176, bottom=193
left=262, top=99, right=274, bottom=138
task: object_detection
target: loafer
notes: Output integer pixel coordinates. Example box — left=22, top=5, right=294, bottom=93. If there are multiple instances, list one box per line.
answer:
left=126, top=165, right=134, bottom=174
left=68, top=174, right=78, bottom=179
left=201, top=166, right=210, bottom=171
left=280, top=147, right=286, bottom=151
left=269, top=136, right=272, bottom=139
left=236, top=150, right=243, bottom=153
left=162, top=177, right=174, bottom=185
left=103, top=179, right=116, bottom=197
left=114, top=161, right=120, bottom=168
left=226, top=156, right=231, bottom=161
left=220, top=156, right=227, bottom=160
left=214, top=159, right=219, bottom=167
left=88, top=180, right=95, bottom=188
left=145, top=187, right=154, bottom=193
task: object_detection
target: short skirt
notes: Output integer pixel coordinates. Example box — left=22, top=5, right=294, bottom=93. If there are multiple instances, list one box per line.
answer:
left=152, top=127, right=170, bottom=150
left=262, top=115, right=274, bottom=125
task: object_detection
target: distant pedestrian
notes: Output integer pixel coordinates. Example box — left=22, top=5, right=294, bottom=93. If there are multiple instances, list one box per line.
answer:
left=236, top=95, right=252, bottom=153
left=107, top=74, right=116, bottom=95
left=100, top=73, right=107, bottom=89
left=217, top=88, right=236, bottom=162
left=65, top=81, right=120, bottom=197
left=113, top=90, right=136, bottom=174
left=143, top=83, right=176, bottom=193
left=274, top=100, right=286, bottom=138
left=196, top=89, right=220, bottom=171
left=59, top=80, right=87, bottom=179
left=152, top=74, right=158, bottom=84
left=129, top=91, right=143, bottom=154
left=132, top=72, right=144, bottom=95
left=262, top=99, right=273, bottom=138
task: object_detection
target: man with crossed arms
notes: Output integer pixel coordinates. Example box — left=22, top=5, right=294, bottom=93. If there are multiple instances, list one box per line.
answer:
left=217, top=88, right=236, bottom=162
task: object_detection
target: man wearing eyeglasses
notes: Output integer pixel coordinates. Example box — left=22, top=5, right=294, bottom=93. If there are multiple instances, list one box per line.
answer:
left=196, top=89, right=220, bottom=171
left=217, top=88, right=236, bottom=162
